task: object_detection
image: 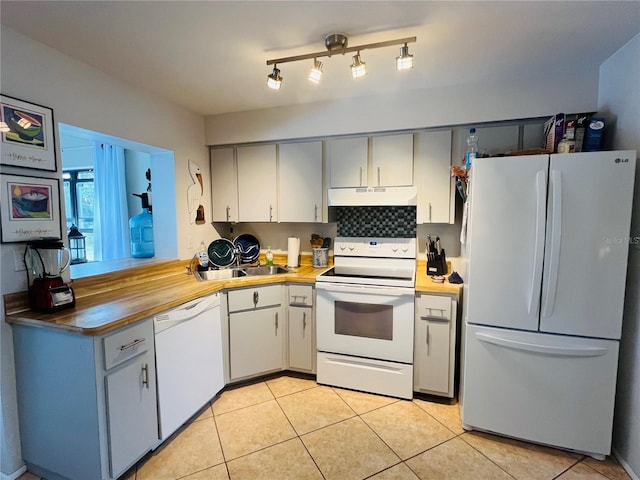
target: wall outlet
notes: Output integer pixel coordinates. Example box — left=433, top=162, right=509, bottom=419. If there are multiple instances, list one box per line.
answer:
left=13, top=250, right=26, bottom=271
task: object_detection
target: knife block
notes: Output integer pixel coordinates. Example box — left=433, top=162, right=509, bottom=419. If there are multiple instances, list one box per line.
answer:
left=427, top=249, right=447, bottom=276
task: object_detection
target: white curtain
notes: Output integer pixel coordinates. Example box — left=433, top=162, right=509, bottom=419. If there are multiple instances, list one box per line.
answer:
left=93, top=143, right=129, bottom=261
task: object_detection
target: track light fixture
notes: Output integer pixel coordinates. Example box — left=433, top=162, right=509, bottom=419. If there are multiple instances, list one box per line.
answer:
left=266, top=33, right=416, bottom=89
left=396, top=43, right=414, bottom=71
left=351, top=52, right=367, bottom=79
left=308, top=59, right=323, bottom=84
left=267, top=65, right=282, bottom=90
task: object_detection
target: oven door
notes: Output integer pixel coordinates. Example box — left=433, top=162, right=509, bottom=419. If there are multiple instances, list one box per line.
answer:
left=316, top=282, right=414, bottom=363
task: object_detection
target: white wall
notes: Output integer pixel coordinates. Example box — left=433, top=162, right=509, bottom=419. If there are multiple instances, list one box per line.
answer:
left=0, top=27, right=210, bottom=478
left=205, top=67, right=599, bottom=145
left=599, top=33, right=640, bottom=479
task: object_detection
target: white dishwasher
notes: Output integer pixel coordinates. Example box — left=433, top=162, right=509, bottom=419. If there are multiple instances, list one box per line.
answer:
left=154, top=292, right=224, bottom=441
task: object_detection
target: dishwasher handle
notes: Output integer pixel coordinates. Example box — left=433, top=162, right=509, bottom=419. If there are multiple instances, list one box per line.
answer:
left=155, top=294, right=219, bottom=324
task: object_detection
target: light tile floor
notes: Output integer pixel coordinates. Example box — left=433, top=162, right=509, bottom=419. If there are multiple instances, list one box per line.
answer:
left=19, top=374, right=632, bottom=480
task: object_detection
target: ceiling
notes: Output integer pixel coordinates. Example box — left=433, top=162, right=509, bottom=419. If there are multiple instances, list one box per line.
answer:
left=1, top=1, right=639, bottom=117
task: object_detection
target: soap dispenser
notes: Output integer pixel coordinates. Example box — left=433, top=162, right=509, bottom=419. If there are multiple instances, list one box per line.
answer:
left=265, top=246, right=274, bottom=266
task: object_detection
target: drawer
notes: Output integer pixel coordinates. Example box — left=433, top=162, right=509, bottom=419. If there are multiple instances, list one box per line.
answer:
left=417, top=294, right=451, bottom=321
left=289, top=284, right=313, bottom=307
left=228, top=285, right=282, bottom=312
left=103, top=319, right=153, bottom=371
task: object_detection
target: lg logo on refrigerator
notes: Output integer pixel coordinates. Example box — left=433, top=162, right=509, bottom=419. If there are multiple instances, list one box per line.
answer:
left=614, top=157, right=630, bottom=164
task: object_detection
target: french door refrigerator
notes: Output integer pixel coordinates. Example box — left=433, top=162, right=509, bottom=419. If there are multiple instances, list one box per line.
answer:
left=461, top=150, right=636, bottom=459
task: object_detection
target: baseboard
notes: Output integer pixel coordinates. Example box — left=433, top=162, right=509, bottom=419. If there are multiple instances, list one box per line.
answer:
left=0, top=465, right=27, bottom=480
left=613, top=449, right=639, bottom=480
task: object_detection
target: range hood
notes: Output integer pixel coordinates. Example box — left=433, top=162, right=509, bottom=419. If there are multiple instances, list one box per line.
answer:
left=328, top=186, right=417, bottom=206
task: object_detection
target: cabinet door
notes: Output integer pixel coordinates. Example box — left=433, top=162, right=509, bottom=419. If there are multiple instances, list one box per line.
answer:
left=278, top=141, right=323, bottom=222
left=414, top=295, right=455, bottom=396
left=289, top=306, right=313, bottom=372
left=229, top=306, right=283, bottom=380
left=105, top=351, right=157, bottom=478
left=371, top=133, right=414, bottom=186
left=237, top=144, right=277, bottom=222
left=211, top=147, right=238, bottom=222
left=415, top=130, right=454, bottom=224
left=328, top=137, right=368, bottom=187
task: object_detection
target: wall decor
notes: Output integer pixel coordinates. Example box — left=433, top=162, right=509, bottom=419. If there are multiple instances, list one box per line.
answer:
left=0, top=95, right=57, bottom=171
left=1, top=173, right=62, bottom=242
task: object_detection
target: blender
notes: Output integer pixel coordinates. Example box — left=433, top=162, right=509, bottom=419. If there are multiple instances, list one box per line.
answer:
left=24, top=239, right=75, bottom=312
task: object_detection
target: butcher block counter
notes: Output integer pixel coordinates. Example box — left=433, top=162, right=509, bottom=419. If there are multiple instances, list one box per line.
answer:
left=5, top=257, right=462, bottom=336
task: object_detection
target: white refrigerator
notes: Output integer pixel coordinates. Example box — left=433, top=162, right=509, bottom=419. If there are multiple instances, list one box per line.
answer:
left=461, top=150, right=636, bottom=459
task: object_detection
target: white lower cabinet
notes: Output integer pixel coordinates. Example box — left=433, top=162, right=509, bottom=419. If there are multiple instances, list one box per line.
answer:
left=414, top=293, right=458, bottom=398
left=104, top=351, right=157, bottom=476
left=228, top=285, right=284, bottom=381
left=287, top=284, right=315, bottom=373
left=12, top=319, right=158, bottom=480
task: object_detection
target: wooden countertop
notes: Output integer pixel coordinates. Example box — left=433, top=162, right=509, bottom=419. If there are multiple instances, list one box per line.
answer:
left=415, top=261, right=464, bottom=297
left=5, top=257, right=462, bottom=336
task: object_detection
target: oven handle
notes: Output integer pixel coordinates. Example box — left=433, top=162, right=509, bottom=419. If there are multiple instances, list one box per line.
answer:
left=316, top=282, right=414, bottom=297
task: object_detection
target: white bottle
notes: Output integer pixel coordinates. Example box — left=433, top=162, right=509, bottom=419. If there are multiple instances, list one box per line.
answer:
left=265, top=246, right=274, bottom=266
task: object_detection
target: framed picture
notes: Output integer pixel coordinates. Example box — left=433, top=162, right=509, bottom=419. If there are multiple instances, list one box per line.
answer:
left=0, top=173, right=62, bottom=242
left=0, top=95, right=57, bottom=171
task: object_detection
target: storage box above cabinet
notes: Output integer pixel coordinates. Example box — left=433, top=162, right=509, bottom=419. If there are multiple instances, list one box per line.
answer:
left=328, top=133, right=414, bottom=188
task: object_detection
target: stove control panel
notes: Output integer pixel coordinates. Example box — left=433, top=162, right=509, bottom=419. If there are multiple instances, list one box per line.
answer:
left=334, top=237, right=416, bottom=259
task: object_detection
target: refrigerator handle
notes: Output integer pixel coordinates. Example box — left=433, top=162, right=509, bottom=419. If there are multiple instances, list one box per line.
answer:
left=528, top=170, right=546, bottom=316
left=476, top=332, right=608, bottom=358
left=542, top=169, right=562, bottom=318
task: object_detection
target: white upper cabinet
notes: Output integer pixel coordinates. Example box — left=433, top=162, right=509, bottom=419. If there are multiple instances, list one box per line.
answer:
left=210, top=147, right=238, bottom=222
left=328, top=137, right=368, bottom=188
left=237, top=144, right=277, bottom=222
left=371, top=133, right=414, bottom=187
left=278, top=141, right=323, bottom=223
left=415, top=130, right=454, bottom=224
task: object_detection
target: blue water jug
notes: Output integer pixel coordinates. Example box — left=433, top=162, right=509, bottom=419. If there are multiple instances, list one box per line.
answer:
left=130, top=193, right=154, bottom=258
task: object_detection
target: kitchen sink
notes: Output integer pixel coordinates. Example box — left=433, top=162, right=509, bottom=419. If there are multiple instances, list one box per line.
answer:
left=195, top=268, right=247, bottom=281
left=243, top=265, right=291, bottom=276
left=193, top=265, right=291, bottom=281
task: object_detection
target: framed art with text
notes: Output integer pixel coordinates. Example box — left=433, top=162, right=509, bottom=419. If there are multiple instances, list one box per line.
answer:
left=0, top=173, right=62, bottom=242
left=0, top=95, right=57, bottom=172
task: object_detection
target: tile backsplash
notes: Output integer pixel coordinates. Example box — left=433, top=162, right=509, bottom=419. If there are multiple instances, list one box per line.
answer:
left=335, top=206, right=417, bottom=238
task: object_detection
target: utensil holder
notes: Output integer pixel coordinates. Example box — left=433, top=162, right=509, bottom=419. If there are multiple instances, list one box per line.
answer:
left=312, top=248, right=329, bottom=267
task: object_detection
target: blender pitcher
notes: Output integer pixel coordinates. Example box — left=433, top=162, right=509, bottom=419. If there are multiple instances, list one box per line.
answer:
left=24, top=239, right=75, bottom=312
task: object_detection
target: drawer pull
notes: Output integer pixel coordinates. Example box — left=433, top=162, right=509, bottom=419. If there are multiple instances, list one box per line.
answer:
left=119, top=338, right=145, bottom=351
left=291, top=295, right=307, bottom=303
left=253, top=291, right=259, bottom=307
left=142, top=363, right=149, bottom=389
left=302, top=311, right=307, bottom=337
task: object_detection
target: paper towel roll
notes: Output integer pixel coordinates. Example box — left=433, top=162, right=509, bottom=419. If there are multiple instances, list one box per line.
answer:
left=287, top=237, right=300, bottom=267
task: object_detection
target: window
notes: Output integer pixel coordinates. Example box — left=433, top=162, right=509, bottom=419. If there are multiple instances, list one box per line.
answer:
left=63, top=169, right=95, bottom=262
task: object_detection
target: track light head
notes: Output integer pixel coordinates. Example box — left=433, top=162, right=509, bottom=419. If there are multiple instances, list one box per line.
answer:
left=266, top=65, right=282, bottom=90
left=309, top=59, right=323, bottom=84
left=351, top=53, right=367, bottom=79
left=396, top=44, right=414, bottom=71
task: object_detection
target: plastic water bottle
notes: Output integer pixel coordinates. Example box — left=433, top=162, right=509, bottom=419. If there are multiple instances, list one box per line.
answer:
left=130, top=193, right=155, bottom=258
left=465, top=128, right=478, bottom=169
